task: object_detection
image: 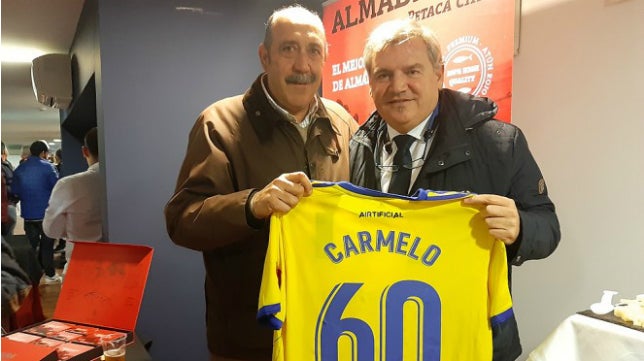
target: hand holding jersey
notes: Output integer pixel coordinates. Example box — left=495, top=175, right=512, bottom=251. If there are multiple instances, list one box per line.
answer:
left=250, top=171, right=521, bottom=247
left=250, top=172, right=313, bottom=219
left=258, top=182, right=515, bottom=361
left=463, top=194, right=521, bottom=245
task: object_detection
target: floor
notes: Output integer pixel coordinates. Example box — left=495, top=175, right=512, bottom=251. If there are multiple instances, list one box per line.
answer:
left=39, top=253, right=65, bottom=318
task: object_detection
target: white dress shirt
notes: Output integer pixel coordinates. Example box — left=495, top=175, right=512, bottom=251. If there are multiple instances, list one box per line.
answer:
left=43, top=162, right=104, bottom=241
left=260, top=73, right=319, bottom=140
left=381, top=117, right=432, bottom=194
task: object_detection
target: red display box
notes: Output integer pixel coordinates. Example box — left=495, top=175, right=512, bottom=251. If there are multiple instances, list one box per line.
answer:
left=1, top=337, right=58, bottom=361
left=2, top=241, right=154, bottom=361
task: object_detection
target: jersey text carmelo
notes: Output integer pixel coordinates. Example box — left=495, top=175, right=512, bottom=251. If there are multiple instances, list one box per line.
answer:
left=323, top=229, right=441, bottom=266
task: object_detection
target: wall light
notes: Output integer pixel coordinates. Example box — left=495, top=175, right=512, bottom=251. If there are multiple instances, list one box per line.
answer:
left=0, top=45, right=45, bottom=63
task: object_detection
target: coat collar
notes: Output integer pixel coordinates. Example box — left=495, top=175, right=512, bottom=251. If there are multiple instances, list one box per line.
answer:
left=355, top=88, right=497, bottom=145
left=242, top=75, right=286, bottom=142
left=241, top=75, right=342, bottom=157
left=352, top=88, right=499, bottom=181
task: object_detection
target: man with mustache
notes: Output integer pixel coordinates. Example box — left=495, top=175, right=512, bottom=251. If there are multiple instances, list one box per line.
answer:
left=350, top=19, right=560, bottom=360
left=165, top=5, right=357, bottom=361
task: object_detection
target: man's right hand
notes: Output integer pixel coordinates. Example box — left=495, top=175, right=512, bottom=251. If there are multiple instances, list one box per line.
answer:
left=250, top=172, right=313, bottom=220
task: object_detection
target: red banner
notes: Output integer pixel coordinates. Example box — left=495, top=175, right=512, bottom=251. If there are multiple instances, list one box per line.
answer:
left=322, top=0, right=514, bottom=124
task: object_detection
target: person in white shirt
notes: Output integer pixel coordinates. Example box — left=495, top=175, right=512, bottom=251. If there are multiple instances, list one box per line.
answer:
left=43, top=128, right=103, bottom=275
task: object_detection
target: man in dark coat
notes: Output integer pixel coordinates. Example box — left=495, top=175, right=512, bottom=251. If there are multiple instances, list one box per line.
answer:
left=350, top=19, right=561, bottom=361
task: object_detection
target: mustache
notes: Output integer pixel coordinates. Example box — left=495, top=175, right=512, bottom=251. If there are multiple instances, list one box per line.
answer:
left=285, top=73, right=317, bottom=85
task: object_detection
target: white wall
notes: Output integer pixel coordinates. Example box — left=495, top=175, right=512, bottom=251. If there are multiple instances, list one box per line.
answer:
left=511, top=0, right=644, bottom=358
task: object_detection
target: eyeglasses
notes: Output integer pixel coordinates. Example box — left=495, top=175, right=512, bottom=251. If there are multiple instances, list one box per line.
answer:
left=375, top=156, right=426, bottom=172
left=373, top=132, right=430, bottom=173
left=372, top=108, right=440, bottom=174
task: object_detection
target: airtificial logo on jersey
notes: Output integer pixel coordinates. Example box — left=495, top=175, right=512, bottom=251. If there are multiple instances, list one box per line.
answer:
left=358, top=211, right=403, bottom=218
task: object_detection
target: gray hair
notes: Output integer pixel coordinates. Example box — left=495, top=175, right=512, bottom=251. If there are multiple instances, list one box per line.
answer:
left=363, top=19, right=443, bottom=74
left=263, top=4, right=327, bottom=56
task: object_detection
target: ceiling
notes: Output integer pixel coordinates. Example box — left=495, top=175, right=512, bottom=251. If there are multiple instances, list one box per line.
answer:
left=1, top=0, right=85, bottom=150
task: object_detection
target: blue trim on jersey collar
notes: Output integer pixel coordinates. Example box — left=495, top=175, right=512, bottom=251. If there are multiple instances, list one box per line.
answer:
left=312, top=181, right=473, bottom=201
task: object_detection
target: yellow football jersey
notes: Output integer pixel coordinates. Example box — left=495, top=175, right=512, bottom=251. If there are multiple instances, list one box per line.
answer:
left=258, top=182, right=514, bottom=361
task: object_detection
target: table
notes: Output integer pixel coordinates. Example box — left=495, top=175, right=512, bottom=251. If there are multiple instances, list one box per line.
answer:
left=124, top=335, right=152, bottom=361
left=527, top=313, right=644, bottom=361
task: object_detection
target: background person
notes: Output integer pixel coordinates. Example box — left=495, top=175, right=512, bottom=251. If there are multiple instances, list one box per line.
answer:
left=19, top=146, right=30, bottom=165
left=349, top=19, right=561, bottom=361
left=1, top=142, right=19, bottom=236
left=43, top=128, right=103, bottom=276
left=2, top=174, right=11, bottom=236
left=53, top=149, right=63, bottom=175
left=12, top=140, right=60, bottom=284
left=164, top=5, right=358, bottom=361
left=52, top=148, right=66, bottom=254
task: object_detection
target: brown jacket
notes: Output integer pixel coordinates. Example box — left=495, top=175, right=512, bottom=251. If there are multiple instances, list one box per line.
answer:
left=165, top=75, right=358, bottom=359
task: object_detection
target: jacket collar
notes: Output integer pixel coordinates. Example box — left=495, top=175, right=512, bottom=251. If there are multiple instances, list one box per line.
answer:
left=87, top=162, right=100, bottom=172
left=242, top=75, right=286, bottom=142
left=355, top=88, right=497, bottom=146
left=417, top=89, right=497, bottom=176
left=242, top=75, right=342, bottom=156
left=440, top=88, right=498, bottom=130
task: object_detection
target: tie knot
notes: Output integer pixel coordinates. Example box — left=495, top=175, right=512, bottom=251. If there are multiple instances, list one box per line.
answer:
left=393, top=134, right=415, bottom=152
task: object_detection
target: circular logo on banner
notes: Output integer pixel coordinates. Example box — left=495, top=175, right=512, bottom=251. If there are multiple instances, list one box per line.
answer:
left=444, top=36, right=495, bottom=96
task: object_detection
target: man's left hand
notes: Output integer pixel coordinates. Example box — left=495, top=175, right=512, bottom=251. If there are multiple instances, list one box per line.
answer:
left=463, top=194, right=520, bottom=245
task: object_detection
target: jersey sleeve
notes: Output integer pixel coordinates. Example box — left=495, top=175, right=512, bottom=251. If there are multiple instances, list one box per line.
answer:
left=257, top=214, right=285, bottom=330
left=488, top=240, right=515, bottom=326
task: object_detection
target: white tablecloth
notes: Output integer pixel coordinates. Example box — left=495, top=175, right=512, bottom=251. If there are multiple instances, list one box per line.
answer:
left=527, top=314, right=644, bottom=361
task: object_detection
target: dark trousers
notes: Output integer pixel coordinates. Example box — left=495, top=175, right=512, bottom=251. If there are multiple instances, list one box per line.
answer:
left=23, top=220, right=55, bottom=277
